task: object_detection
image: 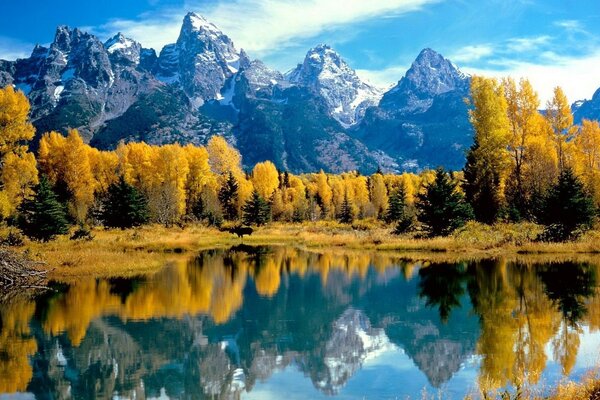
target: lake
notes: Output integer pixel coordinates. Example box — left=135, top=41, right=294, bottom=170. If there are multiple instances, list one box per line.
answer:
left=1, top=245, right=600, bottom=399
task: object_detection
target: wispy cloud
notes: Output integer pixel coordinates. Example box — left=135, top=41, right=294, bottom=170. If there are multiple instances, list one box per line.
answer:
left=506, top=35, right=551, bottom=52
left=356, top=66, right=408, bottom=88
left=463, top=50, right=600, bottom=104
left=450, top=45, right=494, bottom=63
left=92, top=0, right=442, bottom=56
left=0, top=36, right=35, bottom=61
left=554, top=19, right=584, bottom=32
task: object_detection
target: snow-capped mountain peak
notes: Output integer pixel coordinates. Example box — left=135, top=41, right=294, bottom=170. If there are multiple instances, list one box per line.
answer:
left=104, top=33, right=136, bottom=54
left=379, top=48, right=470, bottom=114
left=287, top=44, right=383, bottom=127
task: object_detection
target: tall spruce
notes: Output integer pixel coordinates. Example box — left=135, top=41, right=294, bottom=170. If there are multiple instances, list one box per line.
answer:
left=385, top=185, right=413, bottom=234
left=101, top=176, right=149, bottom=229
left=219, top=171, right=239, bottom=221
left=540, top=168, right=596, bottom=241
left=416, top=168, right=474, bottom=237
left=18, top=175, right=69, bottom=241
left=338, top=192, right=354, bottom=224
left=242, top=190, right=270, bottom=226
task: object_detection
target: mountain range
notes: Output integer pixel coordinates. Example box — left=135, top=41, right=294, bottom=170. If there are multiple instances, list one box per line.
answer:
left=1, top=12, right=597, bottom=173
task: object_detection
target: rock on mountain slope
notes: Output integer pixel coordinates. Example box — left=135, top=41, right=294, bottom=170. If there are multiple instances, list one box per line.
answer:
left=154, top=12, right=250, bottom=107
left=352, top=48, right=472, bottom=171
left=573, top=88, right=600, bottom=123
left=287, top=44, right=382, bottom=127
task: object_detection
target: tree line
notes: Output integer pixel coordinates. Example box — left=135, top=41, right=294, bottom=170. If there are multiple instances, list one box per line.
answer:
left=0, top=77, right=598, bottom=241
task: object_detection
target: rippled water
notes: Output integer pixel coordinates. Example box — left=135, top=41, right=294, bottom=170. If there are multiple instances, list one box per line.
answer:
left=2, top=246, right=600, bottom=399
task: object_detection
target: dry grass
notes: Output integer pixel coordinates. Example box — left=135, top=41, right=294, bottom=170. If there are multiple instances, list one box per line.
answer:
left=3, top=221, right=600, bottom=282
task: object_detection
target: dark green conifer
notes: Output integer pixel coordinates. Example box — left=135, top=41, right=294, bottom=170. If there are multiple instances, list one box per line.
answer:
left=540, top=168, right=596, bottom=241
left=242, top=190, right=271, bottom=226
left=18, top=175, right=69, bottom=241
left=338, top=192, right=354, bottom=224
left=219, top=171, right=239, bottom=221
left=101, top=176, right=149, bottom=229
left=416, top=168, right=474, bottom=237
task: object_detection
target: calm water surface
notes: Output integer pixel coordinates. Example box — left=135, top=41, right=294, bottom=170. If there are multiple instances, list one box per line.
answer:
left=2, top=246, right=600, bottom=399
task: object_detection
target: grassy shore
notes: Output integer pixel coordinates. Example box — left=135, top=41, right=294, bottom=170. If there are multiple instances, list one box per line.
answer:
left=4, top=220, right=600, bottom=281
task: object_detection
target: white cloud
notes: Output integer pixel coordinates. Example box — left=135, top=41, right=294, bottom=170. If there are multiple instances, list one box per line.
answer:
left=356, top=66, right=408, bottom=89
left=505, top=35, right=551, bottom=52
left=0, top=36, right=34, bottom=61
left=450, top=45, right=494, bottom=63
left=554, top=19, right=584, bottom=32
left=462, top=50, right=600, bottom=104
left=92, top=0, right=441, bottom=56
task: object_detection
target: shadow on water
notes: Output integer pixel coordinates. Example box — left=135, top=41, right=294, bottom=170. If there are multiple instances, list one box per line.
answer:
left=1, top=246, right=600, bottom=399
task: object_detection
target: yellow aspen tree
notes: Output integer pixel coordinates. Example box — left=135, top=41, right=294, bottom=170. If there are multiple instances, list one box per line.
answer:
left=315, top=170, right=333, bottom=218
left=546, top=86, right=576, bottom=171
left=87, top=148, right=118, bottom=194
left=251, top=161, right=279, bottom=200
left=38, top=130, right=96, bottom=221
left=150, top=144, right=190, bottom=225
left=369, top=172, right=388, bottom=218
left=1, top=152, right=38, bottom=213
left=351, top=174, right=370, bottom=217
left=0, top=86, right=38, bottom=216
left=184, top=144, right=214, bottom=214
left=116, top=142, right=154, bottom=188
left=0, top=86, right=35, bottom=157
left=503, top=78, right=543, bottom=214
left=464, top=76, right=511, bottom=223
left=63, top=130, right=96, bottom=220
left=574, top=119, right=600, bottom=204
left=206, top=135, right=242, bottom=177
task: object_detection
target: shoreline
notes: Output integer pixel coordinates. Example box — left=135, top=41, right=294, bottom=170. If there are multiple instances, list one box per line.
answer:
left=5, top=221, right=600, bottom=281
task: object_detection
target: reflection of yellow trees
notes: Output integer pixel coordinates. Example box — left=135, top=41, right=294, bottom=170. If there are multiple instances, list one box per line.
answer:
left=474, top=261, right=579, bottom=392
left=0, top=301, right=37, bottom=393
left=254, top=258, right=281, bottom=297
left=42, top=256, right=248, bottom=345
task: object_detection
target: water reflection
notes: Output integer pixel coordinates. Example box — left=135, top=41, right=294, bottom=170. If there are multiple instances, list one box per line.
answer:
left=1, top=247, right=600, bottom=399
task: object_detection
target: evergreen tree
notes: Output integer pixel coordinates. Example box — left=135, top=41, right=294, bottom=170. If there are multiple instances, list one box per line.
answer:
left=101, top=176, right=149, bottom=229
left=219, top=171, right=239, bottom=221
left=242, top=190, right=271, bottom=226
left=540, top=168, right=596, bottom=241
left=18, top=175, right=69, bottom=241
left=338, top=192, right=354, bottom=224
left=385, top=185, right=413, bottom=234
left=464, top=139, right=504, bottom=224
left=416, top=168, right=474, bottom=237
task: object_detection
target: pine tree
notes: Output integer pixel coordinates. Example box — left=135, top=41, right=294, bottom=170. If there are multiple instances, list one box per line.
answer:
left=101, top=176, right=149, bottom=229
left=540, top=168, right=596, bottom=241
left=338, top=192, right=354, bottom=224
left=464, top=140, right=502, bottom=224
left=18, top=175, right=69, bottom=241
left=242, top=190, right=270, bottom=226
left=416, top=168, right=474, bottom=237
left=385, top=185, right=413, bottom=234
left=219, top=171, right=239, bottom=221
left=385, top=185, right=407, bottom=223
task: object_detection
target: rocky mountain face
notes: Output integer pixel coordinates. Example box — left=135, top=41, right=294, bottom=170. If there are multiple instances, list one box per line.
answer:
left=287, top=44, right=383, bottom=127
left=573, top=88, right=600, bottom=123
left=0, top=13, right=478, bottom=172
left=352, top=48, right=473, bottom=171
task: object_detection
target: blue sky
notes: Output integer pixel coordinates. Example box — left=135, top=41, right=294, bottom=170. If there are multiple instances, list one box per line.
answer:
left=1, top=0, right=599, bottom=103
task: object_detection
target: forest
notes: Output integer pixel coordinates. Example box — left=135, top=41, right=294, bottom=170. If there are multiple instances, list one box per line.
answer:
left=0, top=75, right=599, bottom=243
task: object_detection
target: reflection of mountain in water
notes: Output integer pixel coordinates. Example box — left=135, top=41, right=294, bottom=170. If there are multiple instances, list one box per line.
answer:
left=2, top=247, right=599, bottom=399
left=307, top=308, right=395, bottom=394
